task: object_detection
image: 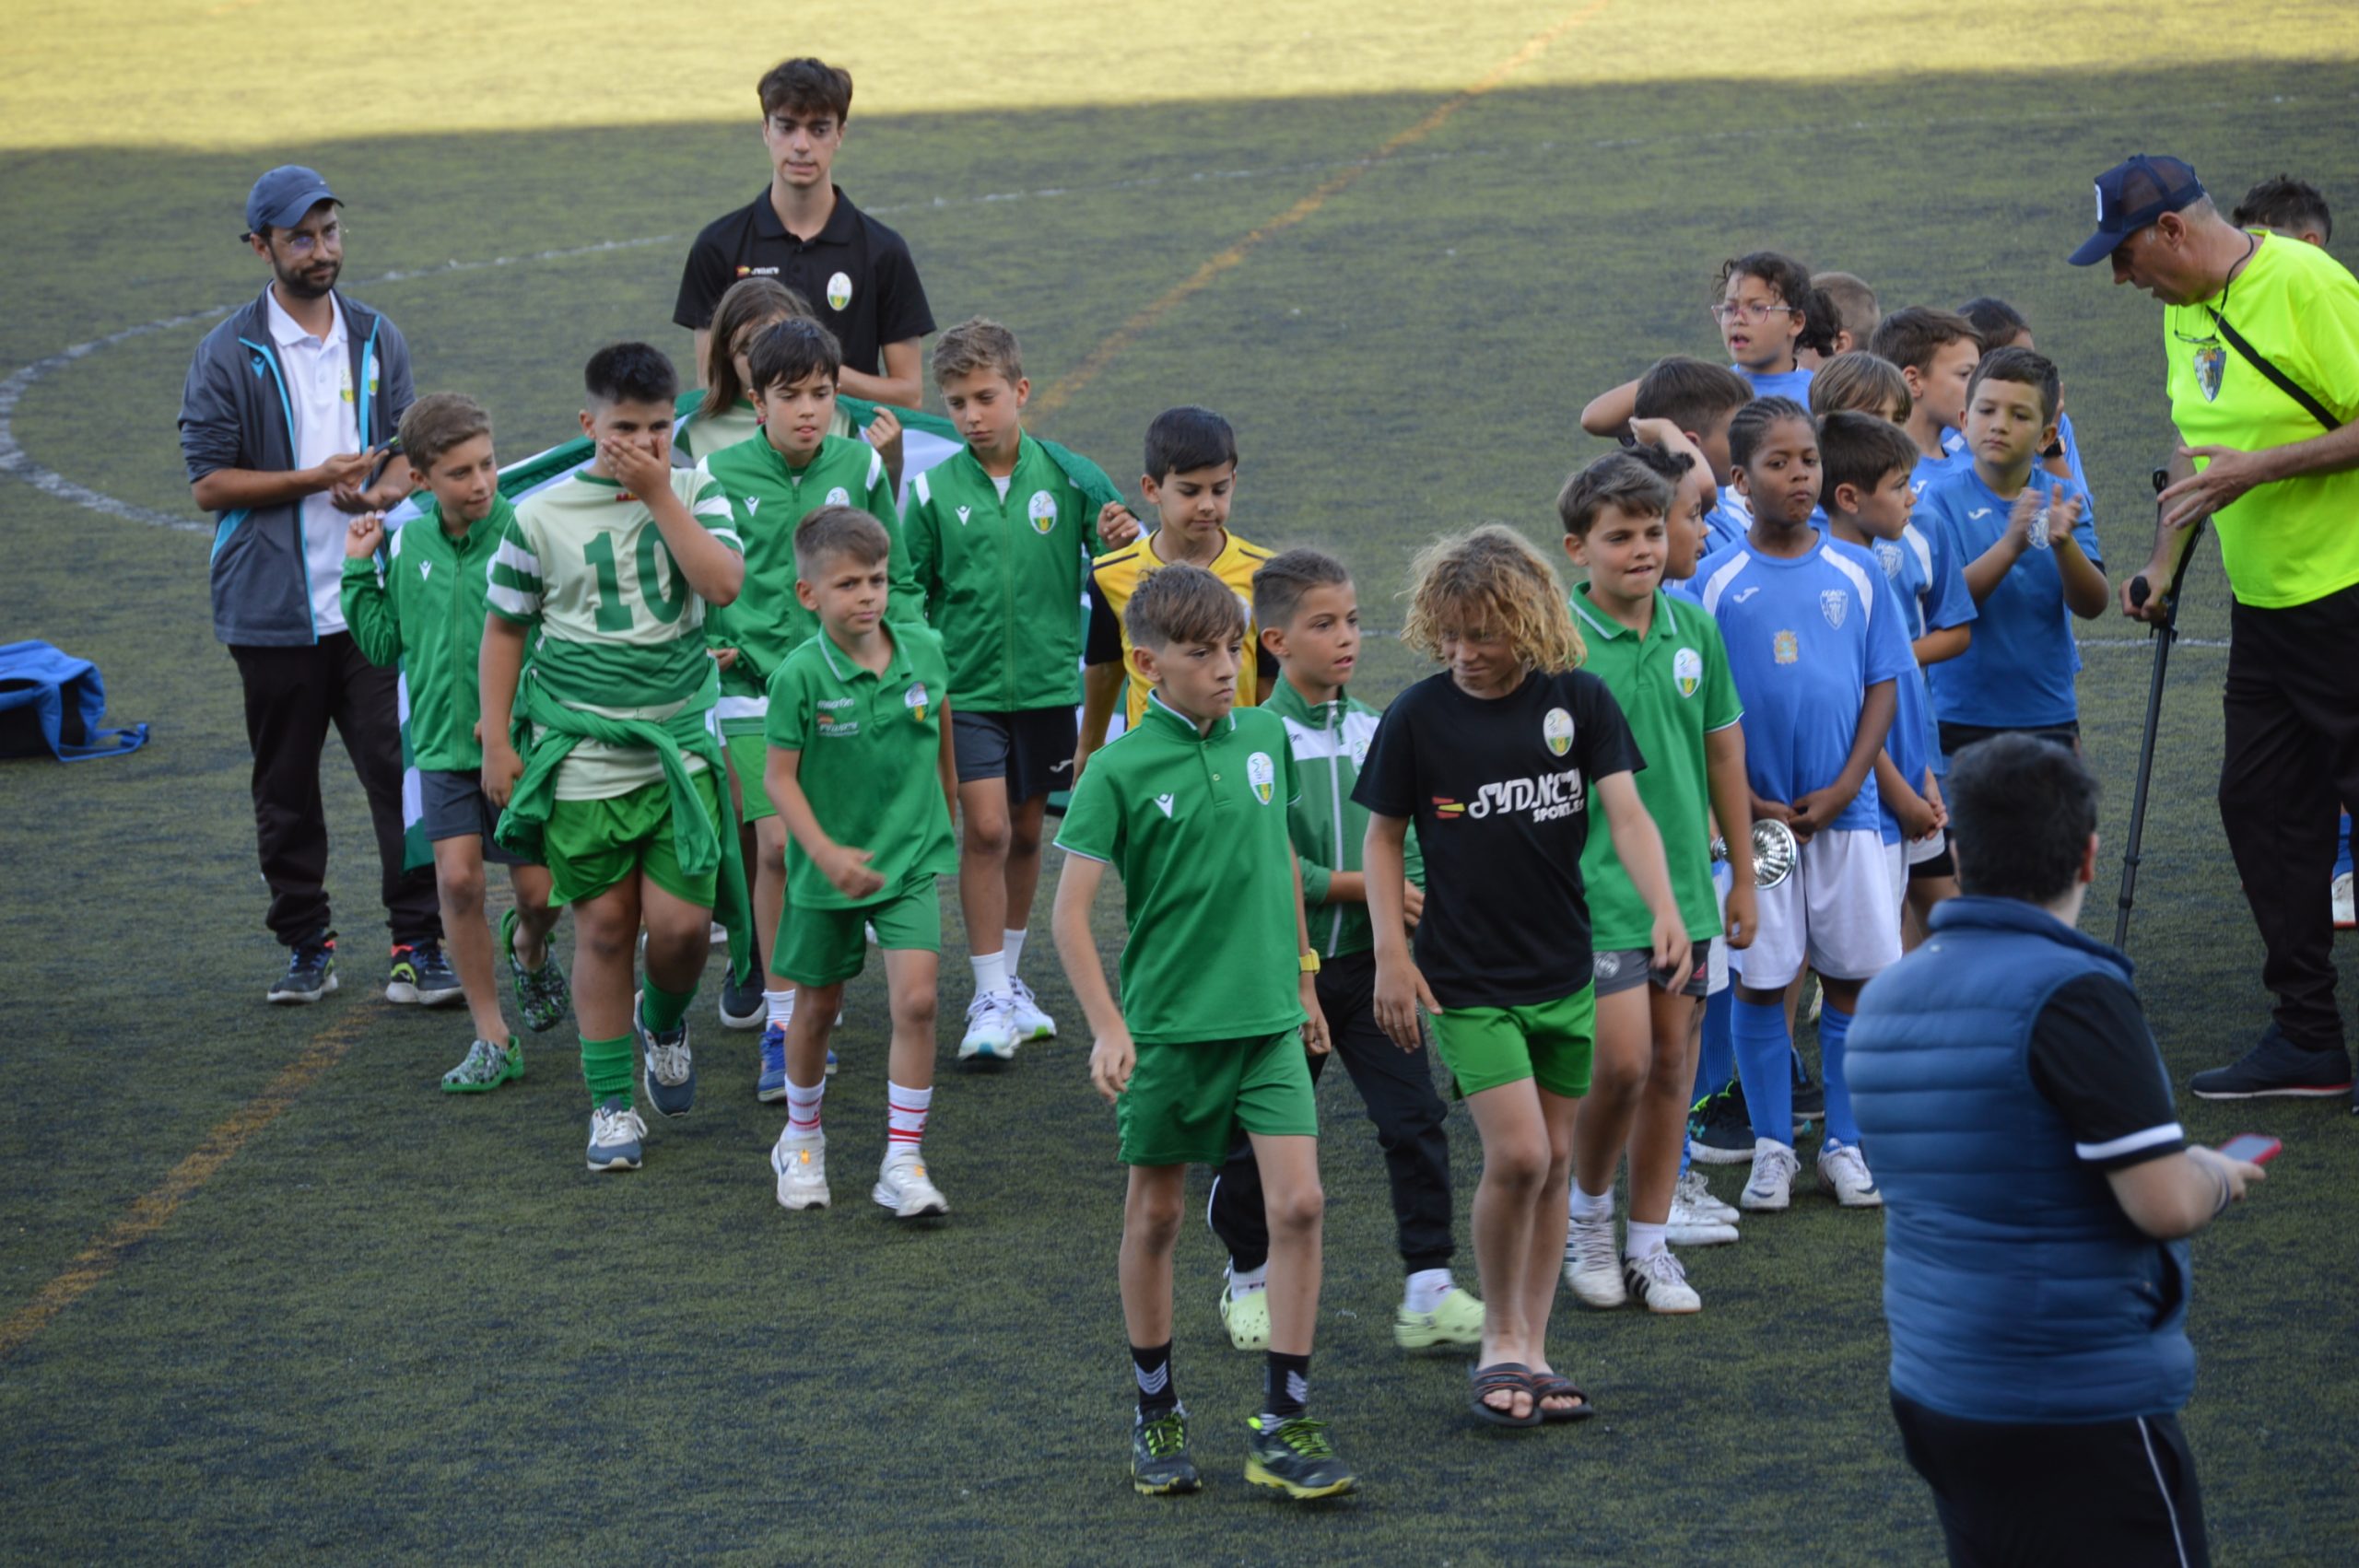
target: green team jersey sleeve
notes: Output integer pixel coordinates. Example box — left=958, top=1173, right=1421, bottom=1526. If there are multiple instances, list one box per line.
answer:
left=686, top=466, right=743, bottom=556
left=340, top=550, right=402, bottom=666
left=486, top=509, right=545, bottom=627
left=1054, top=754, right=1124, bottom=867
left=898, top=475, right=942, bottom=629
left=1700, top=614, right=1742, bottom=735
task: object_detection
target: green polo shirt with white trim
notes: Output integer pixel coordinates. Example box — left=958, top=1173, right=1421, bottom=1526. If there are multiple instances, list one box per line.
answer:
left=764, top=619, right=957, bottom=910
left=1055, top=697, right=1307, bottom=1046
left=1572, top=585, right=1742, bottom=947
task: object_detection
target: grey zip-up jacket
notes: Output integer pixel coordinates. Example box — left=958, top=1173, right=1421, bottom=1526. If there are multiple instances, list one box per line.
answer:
left=178, top=287, right=413, bottom=647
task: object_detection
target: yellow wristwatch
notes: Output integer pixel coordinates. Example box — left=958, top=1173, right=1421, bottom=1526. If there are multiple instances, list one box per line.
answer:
left=1298, top=950, right=1321, bottom=975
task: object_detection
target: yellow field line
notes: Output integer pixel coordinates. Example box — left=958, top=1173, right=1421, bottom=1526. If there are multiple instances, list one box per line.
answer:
left=0, top=1007, right=370, bottom=1362
left=1030, top=0, right=1612, bottom=421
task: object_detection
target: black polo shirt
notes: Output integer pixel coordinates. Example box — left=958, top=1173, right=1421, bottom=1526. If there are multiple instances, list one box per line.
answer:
left=672, top=184, right=935, bottom=376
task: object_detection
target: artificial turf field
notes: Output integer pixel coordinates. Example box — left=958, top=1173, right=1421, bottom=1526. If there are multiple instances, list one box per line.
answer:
left=5, top=1, right=2359, bottom=1559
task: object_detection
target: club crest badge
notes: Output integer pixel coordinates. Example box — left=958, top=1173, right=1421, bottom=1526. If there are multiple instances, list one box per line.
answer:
left=1543, top=707, right=1574, bottom=757
left=1027, top=491, right=1059, bottom=534
left=826, top=486, right=851, bottom=507
left=1820, top=590, right=1848, bottom=629
left=1873, top=540, right=1903, bottom=578
left=1774, top=630, right=1800, bottom=665
left=1672, top=647, right=1703, bottom=698
left=827, top=271, right=852, bottom=310
left=1248, top=751, right=1276, bottom=805
left=905, top=683, right=929, bottom=723
left=2194, top=339, right=2226, bottom=402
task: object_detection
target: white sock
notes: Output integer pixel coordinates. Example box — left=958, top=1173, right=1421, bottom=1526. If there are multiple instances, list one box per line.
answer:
left=784, top=1078, right=825, bottom=1136
left=763, top=989, right=795, bottom=1030
left=969, top=950, right=1009, bottom=999
left=886, top=1081, right=932, bottom=1151
left=1002, top=927, right=1027, bottom=977
left=1625, top=1222, right=1668, bottom=1261
left=1569, top=1184, right=1614, bottom=1223
left=1227, top=1261, right=1269, bottom=1298
left=1402, top=1268, right=1453, bottom=1315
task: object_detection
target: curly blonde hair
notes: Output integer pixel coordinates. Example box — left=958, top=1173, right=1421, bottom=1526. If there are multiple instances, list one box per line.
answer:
left=1401, top=525, right=1584, bottom=674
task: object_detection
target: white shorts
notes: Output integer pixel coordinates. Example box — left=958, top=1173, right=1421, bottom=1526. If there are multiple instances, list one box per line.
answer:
left=1884, top=837, right=1907, bottom=913
left=1905, top=826, right=1949, bottom=868
left=1708, top=862, right=1733, bottom=996
left=1732, top=827, right=1902, bottom=989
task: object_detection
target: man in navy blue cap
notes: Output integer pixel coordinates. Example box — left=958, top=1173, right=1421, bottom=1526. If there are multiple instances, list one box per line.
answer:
left=178, top=167, right=453, bottom=1008
left=2071, top=154, right=2359, bottom=1107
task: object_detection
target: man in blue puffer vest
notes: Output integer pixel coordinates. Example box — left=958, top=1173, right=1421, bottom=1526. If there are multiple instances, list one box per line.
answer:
left=1851, top=734, right=2265, bottom=1566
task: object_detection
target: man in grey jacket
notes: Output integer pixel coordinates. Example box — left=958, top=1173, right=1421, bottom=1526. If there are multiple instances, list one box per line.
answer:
left=179, top=166, right=452, bottom=1006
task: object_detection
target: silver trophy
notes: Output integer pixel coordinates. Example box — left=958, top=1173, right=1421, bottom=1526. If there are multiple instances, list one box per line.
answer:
left=1709, top=818, right=1801, bottom=889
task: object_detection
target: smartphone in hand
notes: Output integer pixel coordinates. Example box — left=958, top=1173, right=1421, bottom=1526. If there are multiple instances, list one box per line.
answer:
left=2214, top=1134, right=2282, bottom=1165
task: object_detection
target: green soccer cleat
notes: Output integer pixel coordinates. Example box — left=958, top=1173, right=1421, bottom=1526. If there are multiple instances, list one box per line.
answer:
left=441, top=1038, right=523, bottom=1094
left=501, top=908, right=570, bottom=1034
left=1130, top=1407, right=1201, bottom=1496
left=1393, top=1285, right=1485, bottom=1351
left=1244, top=1414, right=1357, bottom=1501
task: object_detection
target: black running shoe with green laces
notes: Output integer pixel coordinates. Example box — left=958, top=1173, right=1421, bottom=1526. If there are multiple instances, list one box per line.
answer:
left=267, top=931, right=337, bottom=1004
left=387, top=942, right=464, bottom=1006
left=1131, top=1407, right=1200, bottom=1496
left=500, top=908, right=570, bottom=1033
left=1243, top=1414, right=1356, bottom=1500
left=1687, top=1079, right=1755, bottom=1165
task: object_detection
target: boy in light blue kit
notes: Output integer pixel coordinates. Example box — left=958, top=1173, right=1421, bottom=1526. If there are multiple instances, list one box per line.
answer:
left=1918, top=347, right=2109, bottom=759
left=1693, top=398, right=1912, bottom=1215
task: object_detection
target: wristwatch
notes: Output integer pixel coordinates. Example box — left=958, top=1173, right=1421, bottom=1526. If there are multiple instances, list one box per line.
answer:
left=1298, top=950, right=1321, bottom=975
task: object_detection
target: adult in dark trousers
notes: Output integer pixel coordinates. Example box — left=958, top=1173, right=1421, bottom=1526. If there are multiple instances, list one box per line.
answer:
left=178, top=166, right=453, bottom=1006
left=1850, top=735, right=2266, bottom=1567
left=673, top=57, right=934, bottom=410
left=2072, top=154, right=2359, bottom=1106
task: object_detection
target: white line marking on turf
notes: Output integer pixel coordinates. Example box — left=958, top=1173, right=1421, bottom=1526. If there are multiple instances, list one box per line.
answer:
left=6, top=85, right=2342, bottom=533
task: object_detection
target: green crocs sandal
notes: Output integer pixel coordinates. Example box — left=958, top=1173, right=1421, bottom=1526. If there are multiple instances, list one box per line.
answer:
left=501, top=907, right=570, bottom=1034
left=442, top=1038, right=524, bottom=1094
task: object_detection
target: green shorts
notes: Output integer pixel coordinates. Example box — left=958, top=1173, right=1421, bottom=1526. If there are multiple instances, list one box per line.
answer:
left=724, top=729, right=774, bottom=824
left=1428, top=985, right=1597, bottom=1099
left=774, top=872, right=942, bottom=988
left=541, top=766, right=723, bottom=909
left=1116, top=1030, right=1317, bottom=1167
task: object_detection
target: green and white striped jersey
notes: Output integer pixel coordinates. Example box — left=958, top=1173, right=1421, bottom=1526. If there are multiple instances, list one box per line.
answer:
left=488, top=467, right=741, bottom=800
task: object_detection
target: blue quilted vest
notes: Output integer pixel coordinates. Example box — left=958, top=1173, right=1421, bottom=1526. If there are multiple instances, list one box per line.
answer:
left=1849, top=896, right=2195, bottom=1423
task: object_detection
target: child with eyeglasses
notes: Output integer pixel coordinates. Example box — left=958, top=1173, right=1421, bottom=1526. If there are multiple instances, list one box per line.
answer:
left=1580, top=252, right=1839, bottom=437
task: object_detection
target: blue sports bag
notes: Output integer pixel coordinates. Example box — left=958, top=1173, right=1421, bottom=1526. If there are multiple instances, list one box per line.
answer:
left=0, top=640, right=149, bottom=762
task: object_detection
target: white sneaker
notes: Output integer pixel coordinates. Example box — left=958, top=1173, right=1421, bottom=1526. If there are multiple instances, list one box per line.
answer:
left=771, top=1129, right=829, bottom=1211
left=2335, top=871, right=2354, bottom=930
left=873, top=1147, right=949, bottom=1218
left=1676, top=1168, right=1741, bottom=1223
left=1741, top=1139, right=1800, bottom=1211
left=1562, top=1210, right=1626, bottom=1306
left=957, top=991, right=1020, bottom=1061
left=1007, top=977, right=1058, bottom=1042
left=1623, top=1248, right=1703, bottom=1314
left=1816, top=1140, right=1884, bottom=1208
left=586, top=1101, right=647, bottom=1172
left=1666, top=1197, right=1740, bottom=1246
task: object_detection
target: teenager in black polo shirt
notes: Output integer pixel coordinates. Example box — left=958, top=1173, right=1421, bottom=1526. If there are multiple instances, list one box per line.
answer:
left=674, top=58, right=934, bottom=410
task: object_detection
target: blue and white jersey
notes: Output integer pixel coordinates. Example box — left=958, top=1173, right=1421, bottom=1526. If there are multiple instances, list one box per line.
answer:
left=1942, top=415, right=2096, bottom=521
left=1862, top=563, right=1936, bottom=843
left=1702, top=486, right=1751, bottom=557
left=1695, top=532, right=1915, bottom=834
left=1868, top=522, right=1977, bottom=779
left=1920, top=466, right=2103, bottom=731
left=1741, top=365, right=1815, bottom=403
left=1911, top=446, right=1969, bottom=504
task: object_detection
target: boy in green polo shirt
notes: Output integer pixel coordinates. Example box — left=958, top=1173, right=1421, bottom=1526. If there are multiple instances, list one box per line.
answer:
left=762, top=506, right=960, bottom=1218
left=343, top=392, right=570, bottom=1093
left=901, top=317, right=1138, bottom=1063
left=1052, top=564, right=1355, bottom=1503
left=701, top=317, right=908, bottom=1094
left=1559, top=451, right=1756, bottom=1316
left=481, top=343, right=748, bottom=1173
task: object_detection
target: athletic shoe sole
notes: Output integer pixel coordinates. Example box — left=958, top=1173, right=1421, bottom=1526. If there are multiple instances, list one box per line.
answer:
left=1133, top=1474, right=1202, bottom=1496
left=267, top=974, right=338, bottom=1005
left=1243, top=1460, right=1356, bottom=1501
left=874, top=1183, right=948, bottom=1219
left=2190, top=1082, right=2353, bottom=1100
left=586, top=1148, right=641, bottom=1172
left=1687, top=1137, right=1756, bottom=1166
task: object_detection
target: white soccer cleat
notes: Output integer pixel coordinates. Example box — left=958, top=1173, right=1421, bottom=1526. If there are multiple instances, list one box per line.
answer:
left=2335, top=871, right=2354, bottom=930
left=1623, top=1248, right=1704, bottom=1315
left=1676, top=1168, right=1742, bottom=1223
left=1666, top=1197, right=1740, bottom=1247
left=771, top=1129, right=829, bottom=1211
left=1741, top=1139, right=1800, bottom=1212
left=957, top=992, right=1020, bottom=1061
left=1562, top=1211, right=1627, bottom=1307
left=873, top=1147, right=948, bottom=1218
left=1007, top=977, right=1059, bottom=1042
left=1816, top=1141, right=1884, bottom=1208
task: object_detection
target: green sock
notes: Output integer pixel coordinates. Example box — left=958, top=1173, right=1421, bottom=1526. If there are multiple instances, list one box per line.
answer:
left=640, top=979, right=695, bottom=1035
left=581, top=1035, right=634, bottom=1106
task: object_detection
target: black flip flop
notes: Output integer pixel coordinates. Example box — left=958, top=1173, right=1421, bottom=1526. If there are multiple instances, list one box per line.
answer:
left=1470, top=1362, right=1541, bottom=1428
left=1529, top=1371, right=1595, bottom=1424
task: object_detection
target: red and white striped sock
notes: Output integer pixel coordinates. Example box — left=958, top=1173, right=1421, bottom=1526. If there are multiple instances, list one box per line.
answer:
left=785, top=1078, right=825, bottom=1137
left=886, top=1082, right=933, bottom=1150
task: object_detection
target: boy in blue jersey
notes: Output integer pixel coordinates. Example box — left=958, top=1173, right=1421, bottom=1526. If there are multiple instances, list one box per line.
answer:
left=1579, top=253, right=1833, bottom=439
left=1631, top=357, right=1755, bottom=558
left=1870, top=308, right=1983, bottom=502
left=1692, top=398, right=1912, bottom=1214
left=1956, top=298, right=2101, bottom=526
left=1819, top=413, right=1977, bottom=939
left=1919, top=348, right=2110, bottom=757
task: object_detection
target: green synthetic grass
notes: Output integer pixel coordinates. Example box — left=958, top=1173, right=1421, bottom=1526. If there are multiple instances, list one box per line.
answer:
left=5, top=4, right=2359, bottom=1560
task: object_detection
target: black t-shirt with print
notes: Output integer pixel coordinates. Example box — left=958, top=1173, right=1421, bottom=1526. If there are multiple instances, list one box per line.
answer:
left=1355, top=667, right=1643, bottom=1008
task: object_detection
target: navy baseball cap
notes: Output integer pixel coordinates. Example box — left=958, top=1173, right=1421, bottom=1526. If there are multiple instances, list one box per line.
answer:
left=2068, top=156, right=2206, bottom=265
left=243, top=165, right=339, bottom=238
